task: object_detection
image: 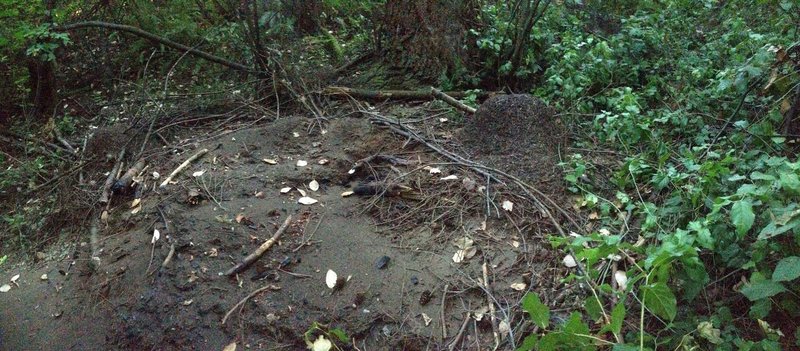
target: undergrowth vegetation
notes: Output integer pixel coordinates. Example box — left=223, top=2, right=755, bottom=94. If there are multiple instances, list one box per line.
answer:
left=505, top=1, right=799, bottom=350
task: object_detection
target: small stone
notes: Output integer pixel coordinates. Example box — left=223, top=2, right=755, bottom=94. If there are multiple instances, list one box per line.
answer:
left=375, top=256, right=390, bottom=270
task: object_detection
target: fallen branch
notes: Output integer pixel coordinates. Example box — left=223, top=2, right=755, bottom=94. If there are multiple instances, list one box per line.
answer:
left=223, top=215, right=293, bottom=276
left=112, top=158, right=145, bottom=192
left=448, top=311, right=471, bottom=351
left=159, top=148, right=208, bottom=188
left=431, top=87, right=476, bottom=114
left=99, top=149, right=126, bottom=204
left=56, top=21, right=261, bottom=74
left=440, top=283, right=449, bottom=340
left=88, top=213, right=101, bottom=271
left=324, top=86, right=497, bottom=101
left=483, top=261, right=500, bottom=350
left=161, top=243, right=176, bottom=268
left=52, top=127, right=77, bottom=155
left=221, top=284, right=280, bottom=325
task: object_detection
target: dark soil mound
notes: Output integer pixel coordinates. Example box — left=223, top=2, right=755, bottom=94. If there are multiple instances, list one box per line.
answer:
left=460, top=94, right=566, bottom=192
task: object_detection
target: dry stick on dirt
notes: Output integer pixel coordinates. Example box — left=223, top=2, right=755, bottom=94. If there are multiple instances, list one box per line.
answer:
left=482, top=261, right=501, bottom=350
left=99, top=149, right=126, bottom=204
left=448, top=311, right=472, bottom=351
left=221, top=284, right=279, bottom=325
left=52, top=127, right=77, bottom=155
left=161, top=243, right=176, bottom=269
left=431, top=87, right=477, bottom=114
left=441, top=283, right=449, bottom=340
left=324, top=86, right=496, bottom=100
left=291, top=213, right=325, bottom=252
left=159, top=148, right=208, bottom=188
left=113, top=158, right=145, bottom=190
left=223, top=215, right=293, bottom=276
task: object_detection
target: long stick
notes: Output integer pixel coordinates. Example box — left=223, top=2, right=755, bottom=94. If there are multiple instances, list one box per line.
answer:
left=159, top=148, right=208, bottom=188
left=483, top=261, right=500, bottom=350
left=431, top=87, right=477, bottom=114
left=223, top=215, right=293, bottom=276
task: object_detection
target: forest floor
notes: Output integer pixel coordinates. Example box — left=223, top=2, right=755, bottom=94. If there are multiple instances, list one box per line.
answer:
left=0, top=102, right=578, bottom=350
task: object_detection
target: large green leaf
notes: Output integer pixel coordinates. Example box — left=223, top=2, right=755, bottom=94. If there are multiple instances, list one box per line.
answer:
left=641, top=282, right=677, bottom=321
left=772, top=256, right=800, bottom=282
left=730, top=199, right=755, bottom=237
left=779, top=172, right=800, bottom=192
left=522, top=292, right=549, bottom=329
left=740, top=279, right=786, bottom=301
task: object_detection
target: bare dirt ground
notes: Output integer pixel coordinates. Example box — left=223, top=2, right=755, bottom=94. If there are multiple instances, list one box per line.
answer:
left=0, top=104, right=576, bottom=350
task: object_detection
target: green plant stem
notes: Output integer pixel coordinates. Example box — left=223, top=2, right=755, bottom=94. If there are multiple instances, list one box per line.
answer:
left=640, top=272, right=650, bottom=351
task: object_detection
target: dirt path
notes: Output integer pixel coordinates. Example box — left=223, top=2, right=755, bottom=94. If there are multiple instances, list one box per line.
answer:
left=1, top=115, right=567, bottom=350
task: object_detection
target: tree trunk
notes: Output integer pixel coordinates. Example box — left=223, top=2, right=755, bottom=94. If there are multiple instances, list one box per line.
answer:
left=377, top=0, right=477, bottom=86
left=27, top=58, right=56, bottom=120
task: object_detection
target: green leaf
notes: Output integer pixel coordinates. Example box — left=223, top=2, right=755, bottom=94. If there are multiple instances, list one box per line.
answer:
left=749, top=298, right=771, bottom=319
left=563, top=312, right=592, bottom=345
left=522, top=293, right=549, bottom=328
left=758, top=219, right=800, bottom=240
left=740, top=279, right=787, bottom=301
left=328, top=327, right=349, bottom=342
left=731, top=199, right=755, bottom=237
left=750, top=171, right=776, bottom=181
left=773, top=256, right=800, bottom=282
left=697, top=321, right=723, bottom=344
left=780, top=172, right=800, bottom=192
left=584, top=296, right=602, bottom=321
left=610, top=302, right=625, bottom=335
left=641, top=282, right=677, bottom=321
left=612, top=345, right=641, bottom=351
left=750, top=171, right=775, bottom=181
left=516, top=334, right=538, bottom=351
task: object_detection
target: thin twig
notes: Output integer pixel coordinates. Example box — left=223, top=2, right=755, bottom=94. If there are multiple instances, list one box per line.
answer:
left=483, top=261, right=500, bottom=350
left=440, top=283, right=449, bottom=340
left=448, top=311, right=471, bottom=351
left=292, top=213, right=325, bottom=252
left=221, top=284, right=278, bottom=325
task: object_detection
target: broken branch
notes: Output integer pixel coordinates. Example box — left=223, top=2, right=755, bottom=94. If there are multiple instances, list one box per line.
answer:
left=223, top=215, right=293, bottom=276
left=431, top=87, right=476, bottom=114
left=99, top=149, right=126, bottom=204
left=483, top=261, right=500, bottom=350
left=159, top=148, right=208, bottom=188
left=323, top=86, right=497, bottom=101
left=113, top=158, right=145, bottom=192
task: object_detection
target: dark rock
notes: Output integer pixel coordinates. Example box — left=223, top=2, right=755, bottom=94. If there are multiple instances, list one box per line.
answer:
left=375, top=255, right=391, bottom=270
